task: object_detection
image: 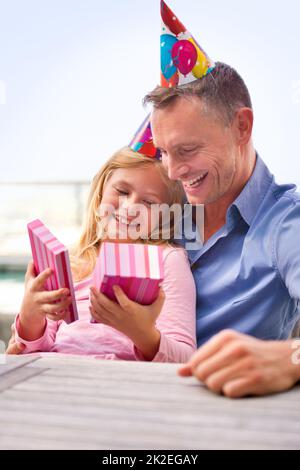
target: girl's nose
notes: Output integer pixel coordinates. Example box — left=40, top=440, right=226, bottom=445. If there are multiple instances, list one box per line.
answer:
left=120, top=196, right=141, bottom=218
left=121, top=195, right=139, bottom=208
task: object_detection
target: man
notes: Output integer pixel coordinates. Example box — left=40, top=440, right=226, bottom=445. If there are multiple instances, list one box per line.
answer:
left=6, top=62, right=300, bottom=398
left=146, top=61, right=300, bottom=397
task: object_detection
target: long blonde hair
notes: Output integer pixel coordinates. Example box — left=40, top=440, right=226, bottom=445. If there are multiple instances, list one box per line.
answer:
left=70, top=147, right=185, bottom=281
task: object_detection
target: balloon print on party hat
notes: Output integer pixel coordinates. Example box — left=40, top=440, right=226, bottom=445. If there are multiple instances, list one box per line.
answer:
left=161, top=0, right=215, bottom=87
left=129, top=114, right=161, bottom=159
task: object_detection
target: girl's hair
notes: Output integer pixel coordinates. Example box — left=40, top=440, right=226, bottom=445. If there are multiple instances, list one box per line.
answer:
left=70, top=146, right=185, bottom=281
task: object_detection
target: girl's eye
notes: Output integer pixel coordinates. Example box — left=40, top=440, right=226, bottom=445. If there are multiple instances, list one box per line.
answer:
left=143, top=200, right=156, bottom=207
left=115, top=188, right=128, bottom=196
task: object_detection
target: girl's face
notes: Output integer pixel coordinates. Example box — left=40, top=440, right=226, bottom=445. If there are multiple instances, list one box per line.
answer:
left=99, top=164, right=170, bottom=242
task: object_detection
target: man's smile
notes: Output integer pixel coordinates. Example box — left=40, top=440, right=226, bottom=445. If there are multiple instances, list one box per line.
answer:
left=183, top=171, right=209, bottom=189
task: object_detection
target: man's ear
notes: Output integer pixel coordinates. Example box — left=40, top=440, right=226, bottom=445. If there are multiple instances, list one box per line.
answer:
left=233, top=107, right=254, bottom=146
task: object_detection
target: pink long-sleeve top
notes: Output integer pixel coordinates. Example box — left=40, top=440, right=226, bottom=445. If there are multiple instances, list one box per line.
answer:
left=14, top=245, right=197, bottom=363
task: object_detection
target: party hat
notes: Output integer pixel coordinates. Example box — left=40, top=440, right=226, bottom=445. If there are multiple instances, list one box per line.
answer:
left=161, top=0, right=215, bottom=87
left=129, top=114, right=161, bottom=159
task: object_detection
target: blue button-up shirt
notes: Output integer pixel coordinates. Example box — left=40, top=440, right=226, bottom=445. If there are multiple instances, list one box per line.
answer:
left=181, top=154, right=300, bottom=346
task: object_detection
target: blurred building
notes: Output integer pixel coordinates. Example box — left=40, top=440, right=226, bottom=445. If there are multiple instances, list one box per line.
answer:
left=0, top=181, right=89, bottom=343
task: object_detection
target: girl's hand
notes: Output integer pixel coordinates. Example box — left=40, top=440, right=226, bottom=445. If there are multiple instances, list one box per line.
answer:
left=18, top=261, right=72, bottom=341
left=89, top=285, right=165, bottom=361
left=5, top=324, right=25, bottom=355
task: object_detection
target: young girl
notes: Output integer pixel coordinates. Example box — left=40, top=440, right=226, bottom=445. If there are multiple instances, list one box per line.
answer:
left=13, top=147, right=197, bottom=362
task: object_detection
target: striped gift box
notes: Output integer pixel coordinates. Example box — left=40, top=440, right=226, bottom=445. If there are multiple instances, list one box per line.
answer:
left=27, top=219, right=78, bottom=324
left=92, top=242, right=164, bottom=306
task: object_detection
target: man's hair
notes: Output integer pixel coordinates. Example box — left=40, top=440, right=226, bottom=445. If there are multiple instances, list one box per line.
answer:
left=143, top=62, right=253, bottom=125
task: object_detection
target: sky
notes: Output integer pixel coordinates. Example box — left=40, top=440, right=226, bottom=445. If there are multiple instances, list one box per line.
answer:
left=0, top=0, right=300, bottom=184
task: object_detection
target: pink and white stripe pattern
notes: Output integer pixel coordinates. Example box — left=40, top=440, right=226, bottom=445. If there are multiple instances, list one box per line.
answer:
left=27, top=219, right=78, bottom=324
left=92, top=242, right=164, bottom=306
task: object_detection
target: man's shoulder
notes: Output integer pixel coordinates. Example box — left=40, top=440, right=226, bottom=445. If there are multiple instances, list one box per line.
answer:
left=255, top=180, right=300, bottom=239
left=271, top=183, right=300, bottom=213
left=271, top=180, right=300, bottom=205
left=249, top=155, right=299, bottom=218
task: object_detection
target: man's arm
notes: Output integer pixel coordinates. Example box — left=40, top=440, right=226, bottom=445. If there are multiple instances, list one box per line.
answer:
left=179, top=200, right=300, bottom=398
left=274, top=199, right=300, bottom=303
left=178, top=330, right=300, bottom=398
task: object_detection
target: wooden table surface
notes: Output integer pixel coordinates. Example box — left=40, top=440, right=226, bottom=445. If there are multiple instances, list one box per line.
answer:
left=0, top=354, right=299, bottom=450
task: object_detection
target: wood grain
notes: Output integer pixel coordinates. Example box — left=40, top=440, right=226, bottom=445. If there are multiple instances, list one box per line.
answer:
left=0, top=355, right=299, bottom=450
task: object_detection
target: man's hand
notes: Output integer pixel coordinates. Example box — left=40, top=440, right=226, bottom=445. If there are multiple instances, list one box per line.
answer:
left=178, top=330, right=300, bottom=398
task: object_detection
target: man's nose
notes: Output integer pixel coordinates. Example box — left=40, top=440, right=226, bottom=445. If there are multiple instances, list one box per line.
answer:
left=164, top=155, right=189, bottom=181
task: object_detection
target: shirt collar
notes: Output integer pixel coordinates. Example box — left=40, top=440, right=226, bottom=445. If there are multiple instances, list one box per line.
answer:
left=231, top=153, right=274, bottom=226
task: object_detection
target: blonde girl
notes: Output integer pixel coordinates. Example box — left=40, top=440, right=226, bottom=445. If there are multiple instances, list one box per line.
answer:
left=13, top=147, right=196, bottom=362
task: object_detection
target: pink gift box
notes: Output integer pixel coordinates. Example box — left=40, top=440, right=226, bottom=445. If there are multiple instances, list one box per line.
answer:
left=92, top=242, right=164, bottom=306
left=27, top=219, right=78, bottom=324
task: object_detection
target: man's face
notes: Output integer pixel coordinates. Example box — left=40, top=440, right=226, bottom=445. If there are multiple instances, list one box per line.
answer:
left=151, top=97, right=238, bottom=205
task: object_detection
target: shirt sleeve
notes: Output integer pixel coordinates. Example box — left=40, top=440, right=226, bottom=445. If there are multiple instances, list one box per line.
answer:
left=134, top=246, right=197, bottom=363
left=14, top=315, right=62, bottom=353
left=274, top=200, right=300, bottom=302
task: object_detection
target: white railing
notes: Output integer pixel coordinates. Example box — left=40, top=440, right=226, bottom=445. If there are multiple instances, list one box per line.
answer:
left=0, top=181, right=90, bottom=267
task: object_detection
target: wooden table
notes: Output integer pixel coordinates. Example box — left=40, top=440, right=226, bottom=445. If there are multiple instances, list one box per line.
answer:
left=0, top=354, right=299, bottom=450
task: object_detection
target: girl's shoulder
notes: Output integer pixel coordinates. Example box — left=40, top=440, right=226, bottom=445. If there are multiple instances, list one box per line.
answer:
left=161, top=244, right=189, bottom=264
